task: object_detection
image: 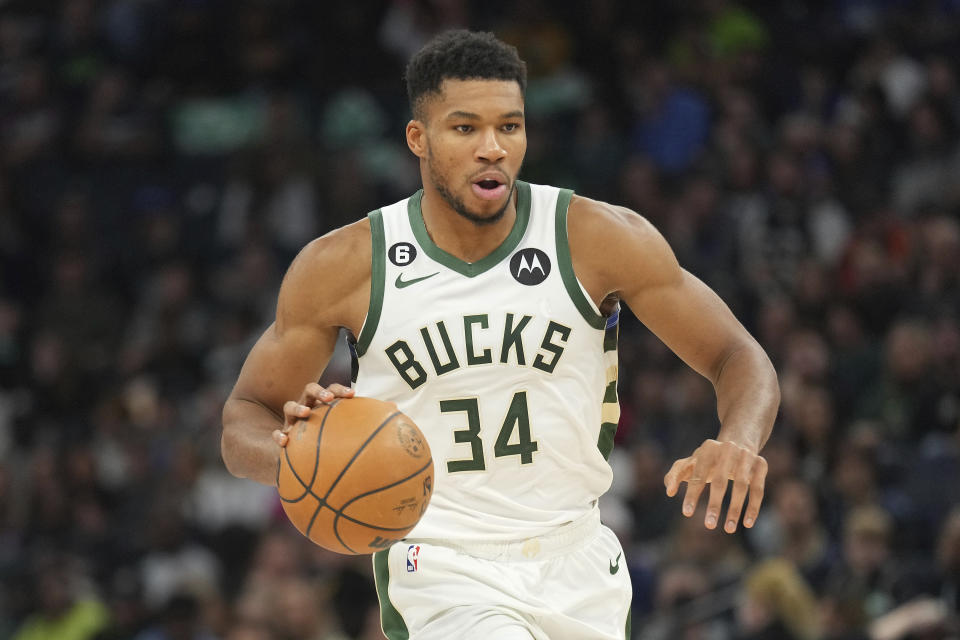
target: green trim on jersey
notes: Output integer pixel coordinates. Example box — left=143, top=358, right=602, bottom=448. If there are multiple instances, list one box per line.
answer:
left=603, top=380, right=618, bottom=403
left=598, top=422, right=617, bottom=460
left=554, top=189, right=607, bottom=330
left=598, top=318, right=620, bottom=460
left=604, top=321, right=619, bottom=352
left=355, top=209, right=385, bottom=357
left=407, top=181, right=532, bottom=277
left=626, top=606, right=632, bottom=640
left=373, top=550, right=409, bottom=640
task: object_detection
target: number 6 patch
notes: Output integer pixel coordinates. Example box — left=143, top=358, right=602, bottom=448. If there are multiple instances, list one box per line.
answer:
left=389, top=242, right=417, bottom=266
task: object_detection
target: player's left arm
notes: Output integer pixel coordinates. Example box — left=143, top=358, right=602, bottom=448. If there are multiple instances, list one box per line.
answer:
left=568, top=196, right=780, bottom=533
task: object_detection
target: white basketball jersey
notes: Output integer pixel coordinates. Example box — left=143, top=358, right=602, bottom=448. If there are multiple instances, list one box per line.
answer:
left=351, top=181, right=620, bottom=542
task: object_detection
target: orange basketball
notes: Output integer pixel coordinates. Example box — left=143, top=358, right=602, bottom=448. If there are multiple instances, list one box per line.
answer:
left=276, top=396, right=434, bottom=554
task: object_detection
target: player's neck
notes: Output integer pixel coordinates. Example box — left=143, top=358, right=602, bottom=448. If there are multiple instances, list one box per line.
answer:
left=419, top=185, right=517, bottom=264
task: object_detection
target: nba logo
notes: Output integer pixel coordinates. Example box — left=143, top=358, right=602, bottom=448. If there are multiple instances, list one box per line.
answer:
left=406, top=545, right=420, bottom=572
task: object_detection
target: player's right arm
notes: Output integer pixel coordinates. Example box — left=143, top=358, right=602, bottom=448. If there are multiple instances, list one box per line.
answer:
left=221, top=220, right=371, bottom=486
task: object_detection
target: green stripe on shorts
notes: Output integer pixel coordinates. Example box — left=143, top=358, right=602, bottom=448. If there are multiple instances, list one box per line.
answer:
left=373, top=549, right=409, bottom=640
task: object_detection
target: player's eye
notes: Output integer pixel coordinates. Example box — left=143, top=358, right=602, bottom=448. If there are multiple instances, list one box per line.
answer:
left=454, top=124, right=473, bottom=133
left=502, top=123, right=521, bottom=132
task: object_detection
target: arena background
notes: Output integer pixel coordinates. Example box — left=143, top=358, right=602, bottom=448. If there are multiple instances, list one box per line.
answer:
left=1, top=1, right=959, bottom=639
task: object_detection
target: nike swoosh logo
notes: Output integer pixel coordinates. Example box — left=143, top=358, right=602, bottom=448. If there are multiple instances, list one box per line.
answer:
left=395, top=272, right=439, bottom=288
left=609, top=551, right=622, bottom=575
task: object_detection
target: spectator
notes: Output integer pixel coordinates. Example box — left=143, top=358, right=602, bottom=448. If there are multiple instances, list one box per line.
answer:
left=749, top=478, right=835, bottom=590
left=12, top=554, right=109, bottom=640
left=735, top=558, right=820, bottom=640
left=132, top=593, right=216, bottom=640
left=933, top=507, right=960, bottom=616
left=138, top=501, right=221, bottom=613
left=826, top=505, right=902, bottom=620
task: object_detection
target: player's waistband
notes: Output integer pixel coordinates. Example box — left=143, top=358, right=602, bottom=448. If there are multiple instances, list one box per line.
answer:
left=413, top=507, right=602, bottom=562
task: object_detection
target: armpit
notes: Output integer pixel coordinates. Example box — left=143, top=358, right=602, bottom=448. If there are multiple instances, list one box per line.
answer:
left=600, top=293, right=620, bottom=317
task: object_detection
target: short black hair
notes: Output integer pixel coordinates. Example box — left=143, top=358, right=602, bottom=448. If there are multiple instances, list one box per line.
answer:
left=405, top=30, right=527, bottom=119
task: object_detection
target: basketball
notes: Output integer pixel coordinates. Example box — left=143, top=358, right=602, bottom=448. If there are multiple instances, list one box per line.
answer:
left=276, top=396, right=434, bottom=555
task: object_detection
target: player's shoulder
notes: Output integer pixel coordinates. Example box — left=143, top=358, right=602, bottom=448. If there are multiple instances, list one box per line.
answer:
left=292, top=217, right=372, bottom=277
left=567, top=193, right=660, bottom=245
left=278, top=217, right=373, bottom=310
left=565, top=193, right=679, bottom=292
left=275, top=216, right=375, bottom=330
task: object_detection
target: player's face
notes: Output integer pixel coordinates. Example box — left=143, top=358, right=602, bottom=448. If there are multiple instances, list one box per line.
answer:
left=413, top=79, right=526, bottom=226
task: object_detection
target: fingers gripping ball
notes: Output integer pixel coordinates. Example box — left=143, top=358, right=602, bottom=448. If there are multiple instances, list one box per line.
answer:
left=277, top=397, right=434, bottom=554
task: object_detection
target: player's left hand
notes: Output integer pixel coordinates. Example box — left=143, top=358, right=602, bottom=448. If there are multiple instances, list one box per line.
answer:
left=663, top=439, right=768, bottom=534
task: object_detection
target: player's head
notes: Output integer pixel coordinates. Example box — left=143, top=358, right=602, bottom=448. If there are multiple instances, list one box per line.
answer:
left=405, top=30, right=527, bottom=121
left=404, top=30, right=528, bottom=226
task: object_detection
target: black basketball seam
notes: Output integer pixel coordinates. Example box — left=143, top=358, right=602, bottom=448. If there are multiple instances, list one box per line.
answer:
left=331, top=506, right=360, bottom=554
left=280, top=492, right=321, bottom=505
left=280, top=486, right=323, bottom=503
left=279, top=403, right=334, bottom=503
left=292, top=457, right=433, bottom=553
left=330, top=457, right=433, bottom=553
left=327, top=456, right=433, bottom=553
left=287, top=483, right=423, bottom=531
left=283, top=402, right=342, bottom=548
left=335, top=514, right=424, bottom=532
left=321, top=410, right=401, bottom=502
left=305, top=499, right=323, bottom=538
left=300, top=396, right=341, bottom=541
left=281, top=446, right=315, bottom=503
left=336, top=457, right=434, bottom=521
left=305, top=504, right=355, bottom=554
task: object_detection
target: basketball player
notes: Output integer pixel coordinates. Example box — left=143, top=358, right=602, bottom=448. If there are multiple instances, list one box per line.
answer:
left=221, top=30, right=779, bottom=640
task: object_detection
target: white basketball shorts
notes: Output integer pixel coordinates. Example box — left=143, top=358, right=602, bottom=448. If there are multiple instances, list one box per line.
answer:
left=372, top=508, right=632, bottom=640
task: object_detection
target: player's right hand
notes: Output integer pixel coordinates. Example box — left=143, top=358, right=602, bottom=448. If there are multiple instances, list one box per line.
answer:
left=273, top=382, right=355, bottom=447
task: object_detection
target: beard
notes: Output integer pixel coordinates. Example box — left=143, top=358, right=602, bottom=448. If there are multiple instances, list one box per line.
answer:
left=427, top=154, right=513, bottom=227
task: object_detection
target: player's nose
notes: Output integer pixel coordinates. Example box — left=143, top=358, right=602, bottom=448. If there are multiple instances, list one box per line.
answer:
left=475, top=128, right=507, bottom=162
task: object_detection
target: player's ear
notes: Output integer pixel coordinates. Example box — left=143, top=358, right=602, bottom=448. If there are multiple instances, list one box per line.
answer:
left=406, top=119, right=427, bottom=159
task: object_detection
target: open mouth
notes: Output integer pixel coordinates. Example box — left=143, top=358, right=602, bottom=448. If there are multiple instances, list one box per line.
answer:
left=471, top=176, right=508, bottom=201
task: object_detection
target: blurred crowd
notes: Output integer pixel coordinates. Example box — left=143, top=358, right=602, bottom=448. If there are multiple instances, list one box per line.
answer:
left=0, top=0, right=959, bottom=639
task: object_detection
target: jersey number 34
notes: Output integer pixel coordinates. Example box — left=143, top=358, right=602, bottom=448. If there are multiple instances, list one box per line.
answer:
left=441, top=391, right=538, bottom=472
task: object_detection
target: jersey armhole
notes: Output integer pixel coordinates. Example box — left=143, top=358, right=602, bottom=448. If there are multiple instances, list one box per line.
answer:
left=554, top=189, right=607, bottom=330
left=354, top=209, right=385, bottom=357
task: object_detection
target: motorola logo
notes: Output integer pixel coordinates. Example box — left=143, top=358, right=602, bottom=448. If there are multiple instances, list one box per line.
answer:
left=510, top=248, right=551, bottom=286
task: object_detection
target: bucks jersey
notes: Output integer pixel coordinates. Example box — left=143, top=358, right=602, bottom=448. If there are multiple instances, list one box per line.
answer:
left=351, top=181, right=620, bottom=542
